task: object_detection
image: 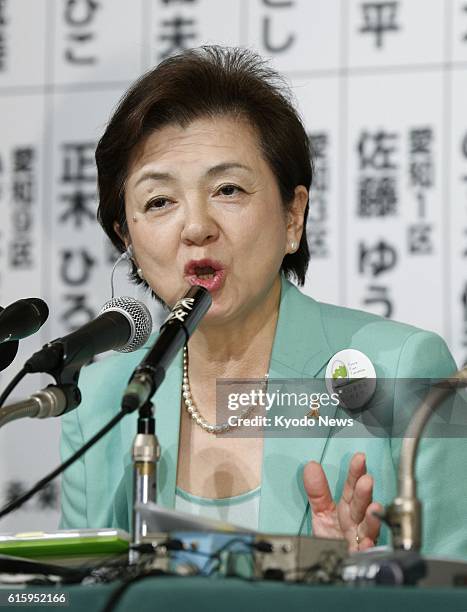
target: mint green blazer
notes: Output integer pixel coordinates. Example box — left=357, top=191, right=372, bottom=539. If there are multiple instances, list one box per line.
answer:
left=60, top=277, right=466, bottom=559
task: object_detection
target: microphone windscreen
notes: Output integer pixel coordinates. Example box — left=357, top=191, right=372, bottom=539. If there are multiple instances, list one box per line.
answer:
left=99, top=296, right=152, bottom=352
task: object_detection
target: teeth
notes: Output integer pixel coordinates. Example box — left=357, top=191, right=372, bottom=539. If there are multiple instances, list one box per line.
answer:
left=198, top=273, right=215, bottom=279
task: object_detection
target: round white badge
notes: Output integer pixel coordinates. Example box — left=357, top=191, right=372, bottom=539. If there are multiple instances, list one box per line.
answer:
left=325, top=349, right=377, bottom=412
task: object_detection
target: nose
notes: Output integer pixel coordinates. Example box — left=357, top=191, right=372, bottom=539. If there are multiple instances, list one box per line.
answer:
left=180, top=199, right=219, bottom=247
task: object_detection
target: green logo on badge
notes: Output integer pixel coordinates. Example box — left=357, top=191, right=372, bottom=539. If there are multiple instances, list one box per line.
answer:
left=332, top=363, right=348, bottom=379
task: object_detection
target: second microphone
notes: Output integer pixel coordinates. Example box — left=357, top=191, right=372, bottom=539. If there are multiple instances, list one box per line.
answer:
left=122, top=286, right=212, bottom=412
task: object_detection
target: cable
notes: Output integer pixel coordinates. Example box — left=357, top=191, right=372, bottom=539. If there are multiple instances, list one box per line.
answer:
left=0, top=367, right=27, bottom=409
left=131, top=537, right=254, bottom=578
left=101, top=540, right=257, bottom=612
left=203, top=537, right=256, bottom=576
left=130, top=539, right=211, bottom=558
left=110, top=250, right=131, bottom=299
left=0, top=409, right=128, bottom=520
left=101, top=569, right=174, bottom=612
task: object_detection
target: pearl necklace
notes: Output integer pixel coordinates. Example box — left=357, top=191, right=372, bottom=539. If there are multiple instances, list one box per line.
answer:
left=182, top=346, right=263, bottom=434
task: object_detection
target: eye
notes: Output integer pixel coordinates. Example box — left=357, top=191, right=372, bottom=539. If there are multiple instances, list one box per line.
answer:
left=144, top=197, right=173, bottom=211
left=216, top=184, right=244, bottom=197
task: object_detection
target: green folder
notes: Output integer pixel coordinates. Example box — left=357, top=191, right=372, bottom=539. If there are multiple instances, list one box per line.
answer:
left=0, top=528, right=130, bottom=558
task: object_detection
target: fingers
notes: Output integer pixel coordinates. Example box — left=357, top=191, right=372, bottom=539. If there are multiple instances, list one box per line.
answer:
left=349, top=502, right=383, bottom=552
left=303, top=461, right=335, bottom=514
left=339, top=453, right=380, bottom=547
left=361, top=501, right=383, bottom=543
left=352, top=534, right=374, bottom=552
left=341, top=452, right=366, bottom=504
left=349, top=473, right=374, bottom=524
left=305, top=453, right=382, bottom=551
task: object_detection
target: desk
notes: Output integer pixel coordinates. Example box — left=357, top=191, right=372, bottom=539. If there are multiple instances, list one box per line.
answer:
left=3, top=578, right=467, bottom=612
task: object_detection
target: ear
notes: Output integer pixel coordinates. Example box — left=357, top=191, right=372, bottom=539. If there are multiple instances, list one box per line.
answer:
left=114, top=221, right=130, bottom=250
left=286, top=185, right=308, bottom=247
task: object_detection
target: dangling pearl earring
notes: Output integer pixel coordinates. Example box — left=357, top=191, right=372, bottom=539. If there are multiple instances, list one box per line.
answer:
left=290, top=240, right=297, bottom=252
left=137, top=268, right=145, bottom=280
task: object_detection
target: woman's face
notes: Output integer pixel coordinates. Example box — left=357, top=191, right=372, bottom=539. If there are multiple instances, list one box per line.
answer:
left=122, top=116, right=307, bottom=324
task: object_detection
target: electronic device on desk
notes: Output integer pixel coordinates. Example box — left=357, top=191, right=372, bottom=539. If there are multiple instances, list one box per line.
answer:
left=137, top=503, right=467, bottom=587
left=137, top=502, right=348, bottom=582
left=139, top=531, right=348, bottom=583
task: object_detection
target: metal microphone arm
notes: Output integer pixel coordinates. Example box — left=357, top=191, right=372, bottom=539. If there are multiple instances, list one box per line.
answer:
left=386, top=366, right=467, bottom=551
left=0, top=385, right=81, bottom=429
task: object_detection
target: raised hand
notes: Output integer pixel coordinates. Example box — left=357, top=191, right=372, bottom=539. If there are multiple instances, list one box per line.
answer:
left=303, top=452, right=382, bottom=551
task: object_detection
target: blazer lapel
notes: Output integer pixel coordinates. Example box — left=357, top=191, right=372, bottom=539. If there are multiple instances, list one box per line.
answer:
left=259, top=277, right=337, bottom=534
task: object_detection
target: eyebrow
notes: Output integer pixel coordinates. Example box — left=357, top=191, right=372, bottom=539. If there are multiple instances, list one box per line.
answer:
left=135, top=162, right=253, bottom=187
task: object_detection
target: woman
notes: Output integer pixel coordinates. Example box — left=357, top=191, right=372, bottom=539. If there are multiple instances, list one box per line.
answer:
left=60, top=46, right=465, bottom=558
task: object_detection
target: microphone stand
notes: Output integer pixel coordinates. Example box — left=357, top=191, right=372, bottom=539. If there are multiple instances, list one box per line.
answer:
left=0, top=385, right=81, bottom=429
left=122, top=286, right=211, bottom=561
left=385, top=366, right=467, bottom=551
left=130, top=400, right=160, bottom=564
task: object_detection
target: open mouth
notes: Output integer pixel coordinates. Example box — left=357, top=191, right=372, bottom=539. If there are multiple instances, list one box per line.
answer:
left=194, top=265, right=216, bottom=280
left=184, top=259, right=226, bottom=291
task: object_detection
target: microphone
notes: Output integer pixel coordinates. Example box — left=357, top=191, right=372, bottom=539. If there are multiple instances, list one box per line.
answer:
left=24, top=296, right=153, bottom=375
left=0, top=298, right=49, bottom=344
left=122, top=286, right=211, bottom=412
left=0, top=340, right=19, bottom=372
left=0, top=307, right=19, bottom=371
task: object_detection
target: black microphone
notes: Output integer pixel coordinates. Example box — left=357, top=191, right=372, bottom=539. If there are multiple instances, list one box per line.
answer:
left=24, top=296, right=153, bottom=375
left=0, top=306, right=19, bottom=372
left=122, top=286, right=212, bottom=412
left=0, top=340, right=19, bottom=372
left=0, top=298, right=49, bottom=344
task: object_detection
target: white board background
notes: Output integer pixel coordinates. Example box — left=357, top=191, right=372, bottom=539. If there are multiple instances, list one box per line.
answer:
left=0, top=0, right=466, bottom=531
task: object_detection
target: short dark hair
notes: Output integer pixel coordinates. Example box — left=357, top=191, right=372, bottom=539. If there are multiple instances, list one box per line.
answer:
left=96, top=45, right=312, bottom=288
